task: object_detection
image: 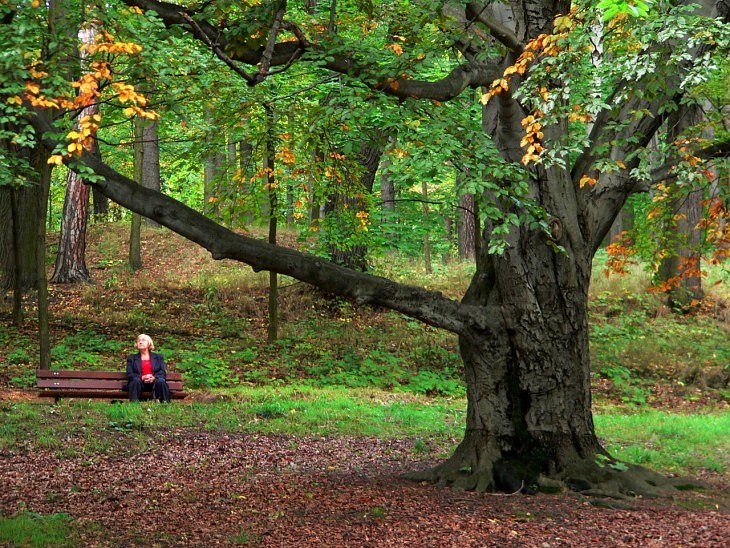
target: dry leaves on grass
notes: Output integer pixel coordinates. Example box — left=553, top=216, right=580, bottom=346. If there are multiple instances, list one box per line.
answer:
left=1, top=431, right=728, bottom=546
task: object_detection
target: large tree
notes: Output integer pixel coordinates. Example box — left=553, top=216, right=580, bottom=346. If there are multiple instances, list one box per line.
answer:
left=21, top=0, right=730, bottom=494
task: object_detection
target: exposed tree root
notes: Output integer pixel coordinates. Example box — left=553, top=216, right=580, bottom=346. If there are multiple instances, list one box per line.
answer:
left=403, top=450, right=695, bottom=500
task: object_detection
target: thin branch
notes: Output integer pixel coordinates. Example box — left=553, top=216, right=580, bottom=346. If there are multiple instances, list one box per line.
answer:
left=179, top=12, right=256, bottom=84
left=255, top=1, right=288, bottom=83
left=466, top=2, right=523, bottom=53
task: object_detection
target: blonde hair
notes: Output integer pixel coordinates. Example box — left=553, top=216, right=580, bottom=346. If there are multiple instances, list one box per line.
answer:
left=137, top=333, right=155, bottom=350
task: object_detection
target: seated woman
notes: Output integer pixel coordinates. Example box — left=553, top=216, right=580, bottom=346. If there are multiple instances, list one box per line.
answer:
left=126, top=334, right=170, bottom=402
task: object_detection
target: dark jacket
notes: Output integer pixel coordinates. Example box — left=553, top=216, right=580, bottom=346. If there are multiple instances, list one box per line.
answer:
left=126, top=352, right=167, bottom=382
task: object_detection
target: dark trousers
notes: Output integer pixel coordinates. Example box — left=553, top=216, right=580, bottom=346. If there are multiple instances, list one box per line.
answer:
left=128, top=377, right=170, bottom=402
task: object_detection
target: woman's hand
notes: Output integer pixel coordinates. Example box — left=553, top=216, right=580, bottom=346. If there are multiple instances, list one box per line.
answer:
left=142, top=374, right=155, bottom=383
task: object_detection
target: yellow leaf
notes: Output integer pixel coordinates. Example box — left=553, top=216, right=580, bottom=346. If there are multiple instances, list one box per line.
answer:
left=579, top=175, right=597, bottom=189
left=616, top=160, right=626, bottom=169
left=387, top=43, right=403, bottom=55
left=554, top=15, right=573, bottom=32
left=47, top=155, right=64, bottom=165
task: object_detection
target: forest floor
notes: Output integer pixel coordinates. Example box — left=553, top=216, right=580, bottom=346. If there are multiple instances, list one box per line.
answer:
left=1, top=427, right=728, bottom=547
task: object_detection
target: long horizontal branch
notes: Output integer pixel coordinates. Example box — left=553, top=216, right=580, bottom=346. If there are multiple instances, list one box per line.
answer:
left=32, top=113, right=495, bottom=336
left=123, top=0, right=501, bottom=101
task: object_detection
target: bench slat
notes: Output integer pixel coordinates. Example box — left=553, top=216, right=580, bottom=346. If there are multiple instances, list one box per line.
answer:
left=38, top=390, right=187, bottom=400
left=38, top=379, right=183, bottom=390
left=37, top=370, right=182, bottom=381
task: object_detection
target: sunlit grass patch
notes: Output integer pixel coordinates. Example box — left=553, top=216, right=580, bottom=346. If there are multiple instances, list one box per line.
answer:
left=595, top=411, right=730, bottom=475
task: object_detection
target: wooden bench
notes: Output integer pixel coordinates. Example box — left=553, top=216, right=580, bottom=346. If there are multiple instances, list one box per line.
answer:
left=37, top=370, right=187, bottom=402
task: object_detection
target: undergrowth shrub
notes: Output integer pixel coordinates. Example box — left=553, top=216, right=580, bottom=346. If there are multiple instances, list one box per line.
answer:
left=172, top=341, right=240, bottom=389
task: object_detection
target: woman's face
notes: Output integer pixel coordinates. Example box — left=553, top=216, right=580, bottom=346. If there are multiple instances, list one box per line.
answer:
left=136, top=337, right=150, bottom=351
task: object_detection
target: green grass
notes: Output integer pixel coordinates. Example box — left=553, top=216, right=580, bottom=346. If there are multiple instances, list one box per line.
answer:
left=1, top=388, right=727, bottom=479
left=595, top=411, right=730, bottom=475
left=0, top=512, right=81, bottom=547
left=0, top=387, right=466, bottom=454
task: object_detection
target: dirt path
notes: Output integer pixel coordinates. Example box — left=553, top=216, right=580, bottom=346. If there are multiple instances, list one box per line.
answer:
left=1, top=431, right=727, bottom=546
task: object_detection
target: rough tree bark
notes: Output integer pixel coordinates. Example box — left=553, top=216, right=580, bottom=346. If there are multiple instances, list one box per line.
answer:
left=458, top=192, right=476, bottom=260
left=51, top=21, right=105, bottom=284
left=33, top=0, right=726, bottom=495
left=0, top=185, right=40, bottom=292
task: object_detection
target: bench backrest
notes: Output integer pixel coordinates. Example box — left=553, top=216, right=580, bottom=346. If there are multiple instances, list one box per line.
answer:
left=37, top=370, right=184, bottom=391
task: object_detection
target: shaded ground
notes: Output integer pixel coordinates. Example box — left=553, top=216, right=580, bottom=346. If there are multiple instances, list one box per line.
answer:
left=1, top=430, right=727, bottom=546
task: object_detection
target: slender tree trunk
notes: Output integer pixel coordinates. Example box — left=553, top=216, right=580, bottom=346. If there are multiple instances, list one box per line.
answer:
left=139, top=118, right=160, bottom=227
left=604, top=205, right=634, bottom=246
left=129, top=213, right=142, bottom=271
left=238, top=123, right=255, bottom=225
left=286, top=112, right=295, bottom=225
left=9, top=189, right=23, bottom=326
left=35, top=147, right=52, bottom=369
left=264, top=104, right=278, bottom=343
left=50, top=164, right=92, bottom=283
left=657, top=188, right=704, bottom=307
left=204, top=106, right=224, bottom=219
left=458, top=192, right=476, bottom=260
left=227, top=134, right=238, bottom=226
left=309, top=149, right=320, bottom=225
left=129, top=120, right=144, bottom=271
left=92, top=187, right=108, bottom=220
left=422, top=180, right=432, bottom=274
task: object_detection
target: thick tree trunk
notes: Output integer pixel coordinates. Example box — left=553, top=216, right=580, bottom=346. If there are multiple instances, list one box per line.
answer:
left=407, top=224, right=664, bottom=495
left=50, top=165, right=92, bottom=283
left=51, top=22, right=100, bottom=284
